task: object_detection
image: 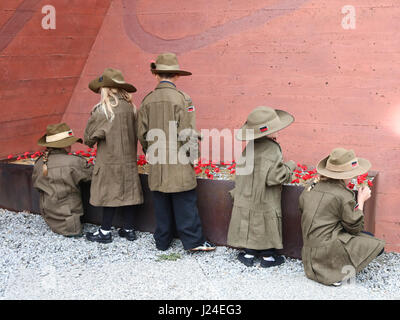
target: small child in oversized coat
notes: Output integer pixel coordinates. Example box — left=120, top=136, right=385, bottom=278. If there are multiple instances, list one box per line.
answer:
left=32, top=123, right=93, bottom=237
left=299, top=148, right=385, bottom=286
left=227, top=106, right=296, bottom=267
left=84, top=68, right=144, bottom=243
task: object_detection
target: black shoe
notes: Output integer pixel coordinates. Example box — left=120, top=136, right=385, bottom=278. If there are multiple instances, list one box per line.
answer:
left=237, top=252, right=255, bottom=267
left=86, top=229, right=112, bottom=243
left=260, top=254, right=285, bottom=268
left=118, top=228, right=136, bottom=241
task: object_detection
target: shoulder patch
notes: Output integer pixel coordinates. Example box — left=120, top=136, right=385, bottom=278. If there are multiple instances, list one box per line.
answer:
left=187, top=105, right=195, bottom=112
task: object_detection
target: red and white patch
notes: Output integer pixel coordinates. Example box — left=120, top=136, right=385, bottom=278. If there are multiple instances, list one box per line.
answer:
left=260, top=125, right=268, bottom=132
left=351, top=161, right=358, bottom=167
left=187, top=105, right=195, bottom=112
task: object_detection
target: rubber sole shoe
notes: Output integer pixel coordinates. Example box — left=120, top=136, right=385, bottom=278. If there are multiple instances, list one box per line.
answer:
left=189, top=241, right=216, bottom=252
left=238, top=252, right=255, bottom=267
left=260, top=255, right=285, bottom=268
left=331, top=282, right=342, bottom=287
left=118, top=229, right=136, bottom=241
left=86, top=229, right=112, bottom=244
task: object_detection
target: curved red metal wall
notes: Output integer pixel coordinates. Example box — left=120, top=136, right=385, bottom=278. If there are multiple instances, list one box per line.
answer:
left=1, top=0, right=400, bottom=251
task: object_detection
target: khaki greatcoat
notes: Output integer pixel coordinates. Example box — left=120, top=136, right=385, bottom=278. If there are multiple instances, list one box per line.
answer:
left=227, top=138, right=296, bottom=250
left=299, top=179, right=385, bottom=285
left=32, top=149, right=93, bottom=236
left=137, top=81, right=199, bottom=193
left=84, top=96, right=144, bottom=207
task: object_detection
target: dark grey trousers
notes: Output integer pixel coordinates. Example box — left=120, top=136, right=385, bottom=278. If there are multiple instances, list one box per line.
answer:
left=152, top=189, right=205, bottom=250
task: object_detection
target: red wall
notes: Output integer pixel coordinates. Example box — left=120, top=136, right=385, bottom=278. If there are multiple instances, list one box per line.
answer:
left=0, top=0, right=111, bottom=156
left=2, top=0, right=400, bottom=251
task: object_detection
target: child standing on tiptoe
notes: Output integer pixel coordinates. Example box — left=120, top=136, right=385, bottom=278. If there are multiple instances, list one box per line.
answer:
left=32, top=123, right=93, bottom=237
left=84, top=68, right=144, bottom=243
left=227, top=106, right=296, bottom=267
left=137, top=52, right=215, bottom=252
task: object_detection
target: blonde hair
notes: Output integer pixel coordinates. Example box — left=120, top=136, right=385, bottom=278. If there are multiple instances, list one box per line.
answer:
left=94, top=87, right=136, bottom=121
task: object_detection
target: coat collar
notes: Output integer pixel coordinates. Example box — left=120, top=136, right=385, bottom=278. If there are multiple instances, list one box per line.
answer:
left=47, top=148, right=69, bottom=155
left=155, top=81, right=177, bottom=90
left=321, top=179, right=355, bottom=197
left=255, top=136, right=282, bottom=152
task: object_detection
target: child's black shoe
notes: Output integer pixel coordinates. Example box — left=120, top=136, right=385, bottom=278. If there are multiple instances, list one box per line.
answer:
left=238, top=252, right=255, bottom=267
left=118, top=228, right=136, bottom=241
left=86, top=229, right=112, bottom=243
left=260, top=254, right=285, bottom=268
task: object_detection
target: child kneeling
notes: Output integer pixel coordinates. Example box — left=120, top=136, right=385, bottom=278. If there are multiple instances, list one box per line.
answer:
left=299, top=148, right=385, bottom=286
left=32, top=123, right=93, bottom=237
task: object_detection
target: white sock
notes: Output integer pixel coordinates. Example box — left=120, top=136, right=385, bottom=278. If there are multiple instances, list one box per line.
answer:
left=263, top=256, right=275, bottom=262
left=244, top=254, right=255, bottom=259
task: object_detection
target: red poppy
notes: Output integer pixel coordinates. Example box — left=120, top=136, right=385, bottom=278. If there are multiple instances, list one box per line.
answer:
left=7, top=155, right=13, bottom=159
left=214, top=168, right=220, bottom=173
left=291, top=179, right=300, bottom=184
left=207, top=174, right=214, bottom=180
left=357, top=176, right=366, bottom=185
left=17, top=156, right=22, bottom=160
left=368, top=180, right=373, bottom=187
left=230, top=169, right=236, bottom=174
left=204, top=169, right=210, bottom=175
left=347, top=183, right=355, bottom=189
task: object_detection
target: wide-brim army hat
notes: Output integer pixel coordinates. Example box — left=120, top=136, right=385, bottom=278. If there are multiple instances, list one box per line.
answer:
left=150, top=52, right=192, bottom=76
left=316, top=148, right=371, bottom=179
left=89, top=68, right=137, bottom=93
left=236, top=106, right=294, bottom=141
left=38, top=123, right=82, bottom=148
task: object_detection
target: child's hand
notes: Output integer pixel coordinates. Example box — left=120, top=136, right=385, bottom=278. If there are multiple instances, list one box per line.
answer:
left=357, top=186, right=371, bottom=210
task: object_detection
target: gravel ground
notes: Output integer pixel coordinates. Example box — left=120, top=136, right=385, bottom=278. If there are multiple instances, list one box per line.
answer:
left=0, top=209, right=399, bottom=300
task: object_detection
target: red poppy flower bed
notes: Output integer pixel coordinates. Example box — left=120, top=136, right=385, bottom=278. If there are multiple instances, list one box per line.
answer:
left=0, top=150, right=378, bottom=259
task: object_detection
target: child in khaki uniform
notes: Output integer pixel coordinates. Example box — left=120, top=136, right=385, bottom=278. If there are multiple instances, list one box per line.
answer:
left=227, top=106, right=296, bottom=267
left=84, top=68, right=144, bottom=243
left=137, top=53, right=215, bottom=252
left=299, top=148, right=385, bottom=286
left=32, top=123, right=93, bottom=237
